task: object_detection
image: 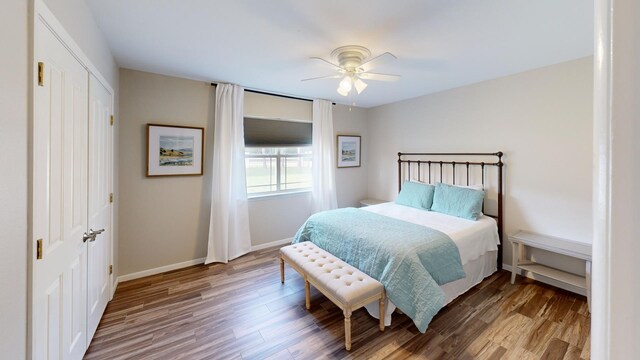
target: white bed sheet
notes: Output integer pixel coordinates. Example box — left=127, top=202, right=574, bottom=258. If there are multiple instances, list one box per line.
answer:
left=362, top=202, right=500, bottom=265
left=360, top=202, right=500, bottom=326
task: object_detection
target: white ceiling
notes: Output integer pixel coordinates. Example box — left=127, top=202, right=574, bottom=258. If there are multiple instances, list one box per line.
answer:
left=86, top=0, right=593, bottom=108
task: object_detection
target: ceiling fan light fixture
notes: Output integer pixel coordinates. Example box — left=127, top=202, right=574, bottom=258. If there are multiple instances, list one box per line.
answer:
left=305, top=45, right=400, bottom=98
left=339, top=76, right=352, bottom=92
left=337, top=75, right=353, bottom=96
left=353, top=78, right=368, bottom=94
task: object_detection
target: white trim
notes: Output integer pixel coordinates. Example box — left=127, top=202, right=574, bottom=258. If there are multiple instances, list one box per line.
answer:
left=251, top=238, right=293, bottom=251
left=502, top=264, right=587, bottom=296
left=117, top=258, right=206, bottom=282
left=248, top=189, right=311, bottom=201
left=111, top=279, right=118, bottom=298
left=592, top=0, right=640, bottom=357
left=593, top=0, right=612, bottom=358
left=115, top=238, right=294, bottom=283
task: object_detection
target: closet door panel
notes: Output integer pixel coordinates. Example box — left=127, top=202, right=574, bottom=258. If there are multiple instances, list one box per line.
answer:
left=87, top=75, right=113, bottom=340
left=33, top=18, right=89, bottom=360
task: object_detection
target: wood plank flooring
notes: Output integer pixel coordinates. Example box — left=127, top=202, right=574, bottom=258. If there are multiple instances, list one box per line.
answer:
left=85, top=247, right=590, bottom=360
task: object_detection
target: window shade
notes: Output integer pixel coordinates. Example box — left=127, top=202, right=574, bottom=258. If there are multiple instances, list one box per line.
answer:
left=243, top=117, right=312, bottom=147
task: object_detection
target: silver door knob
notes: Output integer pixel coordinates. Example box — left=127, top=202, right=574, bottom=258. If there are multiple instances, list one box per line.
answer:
left=88, top=228, right=105, bottom=242
left=82, top=232, right=94, bottom=243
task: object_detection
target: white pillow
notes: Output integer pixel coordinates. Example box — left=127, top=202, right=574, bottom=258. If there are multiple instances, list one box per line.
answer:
left=453, top=183, right=484, bottom=191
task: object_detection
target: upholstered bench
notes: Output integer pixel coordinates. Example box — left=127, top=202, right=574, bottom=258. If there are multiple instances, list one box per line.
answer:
left=280, top=241, right=385, bottom=350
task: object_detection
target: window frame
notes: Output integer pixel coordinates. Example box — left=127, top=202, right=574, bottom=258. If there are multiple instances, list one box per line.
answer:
left=245, top=146, right=312, bottom=198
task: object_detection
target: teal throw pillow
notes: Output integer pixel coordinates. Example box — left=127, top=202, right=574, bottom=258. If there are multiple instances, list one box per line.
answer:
left=395, top=181, right=435, bottom=210
left=430, top=182, right=484, bottom=220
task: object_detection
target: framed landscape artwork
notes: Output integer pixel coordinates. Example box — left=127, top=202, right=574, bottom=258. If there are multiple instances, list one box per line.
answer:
left=147, top=124, right=204, bottom=176
left=337, top=135, right=361, bottom=168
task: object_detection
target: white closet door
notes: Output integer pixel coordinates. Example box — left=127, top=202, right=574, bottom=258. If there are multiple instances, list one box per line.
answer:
left=33, top=18, right=89, bottom=360
left=87, top=75, right=113, bottom=340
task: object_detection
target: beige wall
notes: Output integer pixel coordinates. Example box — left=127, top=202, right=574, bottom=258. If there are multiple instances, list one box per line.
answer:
left=366, top=57, right=594, bottom=273
left=245, top=91, right=312, bottom=122
left=248, top=194, right=311, bottom=246
left=334, top=105, right=369, bottom=208
left=118, top=69, right=369, bottom=274
left=0, top=1, right=28, bottom=357
left=118, top=69, right=214, bottom=276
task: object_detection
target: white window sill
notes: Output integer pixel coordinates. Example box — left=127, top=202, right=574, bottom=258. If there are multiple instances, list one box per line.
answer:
left=248, top=189, right=312, bottom=201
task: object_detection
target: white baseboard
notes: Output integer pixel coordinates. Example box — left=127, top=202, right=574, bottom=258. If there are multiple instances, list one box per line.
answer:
left=111, top=279, right=118, bottom=299
left=502, top=264, right=586, bottom=296
left=117, top=257, right=206, bottom=283
left=115, top=238, right=293, bottom=284
left=251, top=237, right=293, bottom=251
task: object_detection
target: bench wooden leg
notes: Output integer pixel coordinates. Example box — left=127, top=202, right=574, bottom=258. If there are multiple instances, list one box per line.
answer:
left=379, top=292, right=385, bottom=331
left=304, top=278, right=311, bottom=310
left=280, top=257, right=285, bottom=284
left=344, top=309, right=352, bottom=351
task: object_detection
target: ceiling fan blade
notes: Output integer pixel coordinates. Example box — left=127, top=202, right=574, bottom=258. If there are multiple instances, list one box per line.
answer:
left=359, top=72, right=401, bottom=82
left=358, top=52, right=397, bottom=72
left=353, top=78, right=368, bottom=94
left=301, top=74, right=342, bottom=82
left=310, top=56, right=343, bottom=71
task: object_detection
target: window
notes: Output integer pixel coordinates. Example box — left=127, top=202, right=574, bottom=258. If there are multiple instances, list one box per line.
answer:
left=243, top=116, right=313, bottom=196
left=245, top=146, right=312, bottom=195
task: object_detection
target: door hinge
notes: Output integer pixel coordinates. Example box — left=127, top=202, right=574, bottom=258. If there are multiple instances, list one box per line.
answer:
left=37, top=62, right=44, bottom=86
left=109, top=265, right=113, bottom=275
left=109, top=193, right=114, bottom=203
left=110, top=115, right=114, bottom=126
left=36, top=239, right=43, bottom=260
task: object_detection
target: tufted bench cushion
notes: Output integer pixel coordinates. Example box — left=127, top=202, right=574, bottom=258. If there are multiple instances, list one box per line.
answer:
left=281, top=242, right=383, bottom=306
left=280, top=241, right=385, bottom=350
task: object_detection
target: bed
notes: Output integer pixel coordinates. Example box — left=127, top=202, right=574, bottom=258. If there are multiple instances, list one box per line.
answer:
left=293, top=152, right=504, bottom=332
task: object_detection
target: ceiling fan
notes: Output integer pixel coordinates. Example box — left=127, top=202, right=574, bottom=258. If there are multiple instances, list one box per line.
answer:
left=302, top=45, right=400, bottom=96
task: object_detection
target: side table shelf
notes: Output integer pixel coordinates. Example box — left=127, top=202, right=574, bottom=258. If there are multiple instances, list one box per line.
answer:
left=509, top=230, right=592, bottom=310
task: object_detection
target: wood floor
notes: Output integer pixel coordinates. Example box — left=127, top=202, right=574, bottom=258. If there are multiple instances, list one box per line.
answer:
left=84, top=247, right=590, bottom=360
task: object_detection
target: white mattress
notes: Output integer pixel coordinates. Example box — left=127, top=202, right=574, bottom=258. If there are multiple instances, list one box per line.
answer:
left=361, top=202, right=500, bottom=325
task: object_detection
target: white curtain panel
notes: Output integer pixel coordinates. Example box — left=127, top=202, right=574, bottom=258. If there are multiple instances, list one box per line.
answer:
left=205, top=84, right=252, bottom=264
left=311, top=99, right=338, bottom=213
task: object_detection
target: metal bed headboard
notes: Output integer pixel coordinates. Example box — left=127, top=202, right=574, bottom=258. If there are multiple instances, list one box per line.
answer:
left=397, top=152, right=504, bottom=270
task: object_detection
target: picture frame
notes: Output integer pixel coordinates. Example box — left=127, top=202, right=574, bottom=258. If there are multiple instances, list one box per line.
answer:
left=146, top=123, right=204, bottom=177
left=337, top=135, right=361, bottom=168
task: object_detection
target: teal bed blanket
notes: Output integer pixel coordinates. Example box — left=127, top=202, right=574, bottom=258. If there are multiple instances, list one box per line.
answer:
left=292, top=207, right=465, bottom=333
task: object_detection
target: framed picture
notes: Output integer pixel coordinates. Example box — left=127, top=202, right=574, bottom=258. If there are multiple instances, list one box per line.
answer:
left=147, top=123, right=204, bottom=176
left=337, top=135, right=361, bottom=168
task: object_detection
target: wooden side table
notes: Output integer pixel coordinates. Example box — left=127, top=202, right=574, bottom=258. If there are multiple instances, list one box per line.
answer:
left=509, top=230, right=592, bottom=310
